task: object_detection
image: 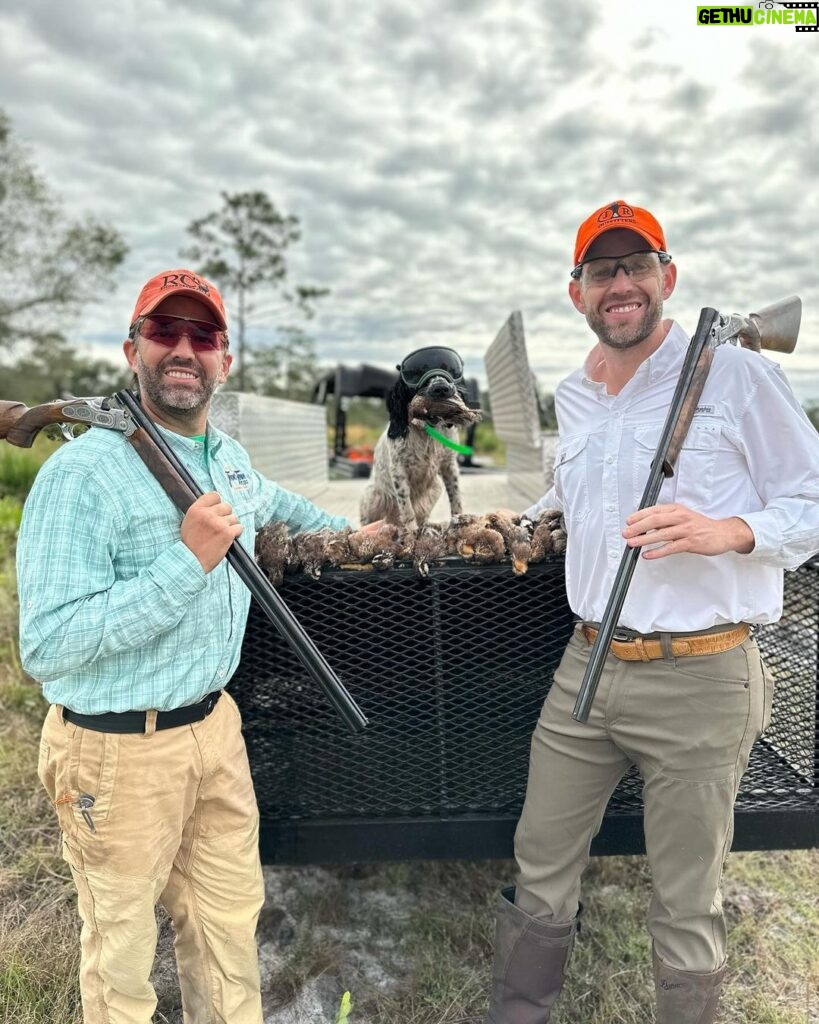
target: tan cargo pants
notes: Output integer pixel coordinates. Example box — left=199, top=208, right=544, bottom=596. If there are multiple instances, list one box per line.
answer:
left=514, top=625, right=773, bottom=973
left=37, top=691, right=264, bottom=1024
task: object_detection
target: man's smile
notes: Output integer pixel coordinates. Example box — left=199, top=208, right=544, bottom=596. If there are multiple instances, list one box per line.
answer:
left=164, top=366, right=200, bottom=381
left=606, top=301, right=642, bottom=314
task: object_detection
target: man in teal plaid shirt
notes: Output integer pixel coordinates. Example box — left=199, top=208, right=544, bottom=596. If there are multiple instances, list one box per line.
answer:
left=17, top=269, right=367, bottom=1024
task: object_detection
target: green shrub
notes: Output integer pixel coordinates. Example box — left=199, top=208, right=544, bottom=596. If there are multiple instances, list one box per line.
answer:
left=0, top=498, right=22, bottom=542
left=0, top=439, right=58, bottom=501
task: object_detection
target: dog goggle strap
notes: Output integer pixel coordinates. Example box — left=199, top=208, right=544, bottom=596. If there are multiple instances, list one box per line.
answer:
left=397, top=346, right=464, bottom=387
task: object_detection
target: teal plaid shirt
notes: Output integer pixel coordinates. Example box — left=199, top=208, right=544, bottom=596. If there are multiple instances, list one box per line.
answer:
left=17, top=423, right=348, bottom=713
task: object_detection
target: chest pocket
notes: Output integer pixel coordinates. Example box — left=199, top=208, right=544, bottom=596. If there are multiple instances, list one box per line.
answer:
left=229, top=496, right=257, bottom=534
left=217, top=462, right=256, bottom=530
left=632, top=425, right=676, bottom=507
left=554, top=434, right=590, bottom=523
left=674, top=423, right=721, bottom=510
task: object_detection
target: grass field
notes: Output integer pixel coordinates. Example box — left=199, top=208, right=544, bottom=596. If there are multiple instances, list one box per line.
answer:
left=0, top=437, right=816, bottom=1023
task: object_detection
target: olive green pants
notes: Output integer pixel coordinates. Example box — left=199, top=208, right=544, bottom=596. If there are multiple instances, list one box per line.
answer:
left=38, top=691, right=264, bottom=1024
left=514, top=626, right=773, bottom=973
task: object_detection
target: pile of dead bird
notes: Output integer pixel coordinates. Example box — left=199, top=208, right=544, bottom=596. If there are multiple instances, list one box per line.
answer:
left=256, top=507, right=566, bottom=585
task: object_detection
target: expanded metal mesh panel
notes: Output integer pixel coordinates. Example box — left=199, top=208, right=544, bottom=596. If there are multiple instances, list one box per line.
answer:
left=754, top=561, right=818, bottom=796
left=235, top=559, right=574, bottom=819
left=231, top=559, right=818, bottom=857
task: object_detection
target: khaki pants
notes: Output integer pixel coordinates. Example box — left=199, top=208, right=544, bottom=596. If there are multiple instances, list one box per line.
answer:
left=514, top=626, right=773, bottom=973
left=37, top=691, right=264, bottom=1024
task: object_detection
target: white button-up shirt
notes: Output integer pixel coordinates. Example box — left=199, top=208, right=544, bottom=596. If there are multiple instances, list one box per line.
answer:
left=525, top=321, right=819, bottom=632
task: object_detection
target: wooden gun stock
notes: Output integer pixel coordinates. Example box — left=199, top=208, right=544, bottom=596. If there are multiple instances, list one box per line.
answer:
left=0, top=400, right=71, bottom=447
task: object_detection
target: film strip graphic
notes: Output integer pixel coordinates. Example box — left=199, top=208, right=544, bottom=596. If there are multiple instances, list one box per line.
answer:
left=779, top=1, right=819, bottom=31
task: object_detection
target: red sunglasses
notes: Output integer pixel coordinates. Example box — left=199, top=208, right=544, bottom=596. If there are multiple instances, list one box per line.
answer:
left=134, top=314, right=227, bottom=350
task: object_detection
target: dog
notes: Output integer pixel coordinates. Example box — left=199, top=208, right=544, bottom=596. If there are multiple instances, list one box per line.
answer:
left=359, top=347, right=482, bottom=531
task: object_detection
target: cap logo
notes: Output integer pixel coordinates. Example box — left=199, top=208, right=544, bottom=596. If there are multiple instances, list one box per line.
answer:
left=597, top=202, right=635, bottom=224
left=160, top=272, right=211, bottom=296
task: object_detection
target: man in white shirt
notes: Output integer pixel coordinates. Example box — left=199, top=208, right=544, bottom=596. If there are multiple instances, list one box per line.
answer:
left=484, top=200, right=819, bottom=1024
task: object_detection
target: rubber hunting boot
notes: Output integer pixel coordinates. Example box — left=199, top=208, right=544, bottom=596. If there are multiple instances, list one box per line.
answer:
left=485, top=887, right=580, bottom=1024
left=653, top=946, right=726, bottom=1024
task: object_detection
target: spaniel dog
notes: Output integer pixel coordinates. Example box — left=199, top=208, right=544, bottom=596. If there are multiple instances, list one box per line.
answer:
left=359, top=346, right=481, bottom=531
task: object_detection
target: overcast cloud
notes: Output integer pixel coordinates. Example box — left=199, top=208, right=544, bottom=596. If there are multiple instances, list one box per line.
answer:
left=2, top=0, right=818, bottom=398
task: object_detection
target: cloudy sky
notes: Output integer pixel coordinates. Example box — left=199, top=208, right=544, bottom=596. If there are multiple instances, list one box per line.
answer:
left=2, top=0, right=818, bottom=400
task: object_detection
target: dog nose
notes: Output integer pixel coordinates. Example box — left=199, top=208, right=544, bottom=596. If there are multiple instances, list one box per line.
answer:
left=426, top=376, right=456, bottom=399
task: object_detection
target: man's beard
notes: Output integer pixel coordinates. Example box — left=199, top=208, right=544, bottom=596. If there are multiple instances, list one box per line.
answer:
left=135, top=357, right=219, bottom=416
left=585, top=295, right=663, bottom=350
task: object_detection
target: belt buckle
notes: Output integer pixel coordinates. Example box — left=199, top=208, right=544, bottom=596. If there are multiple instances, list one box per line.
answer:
left=612, top=629, right=633, bottom=643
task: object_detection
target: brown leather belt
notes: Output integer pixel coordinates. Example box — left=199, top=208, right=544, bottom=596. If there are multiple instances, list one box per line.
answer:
left=580, top=624, right=750, bottom=662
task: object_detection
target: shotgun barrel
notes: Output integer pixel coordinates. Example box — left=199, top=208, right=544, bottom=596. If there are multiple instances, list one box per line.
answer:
left=571, top=307, right=720, bottom=724
left=571, top=296, right=802, bottom=724
left=112, top=390, right=368, bottom=733
left=0, top=393, right=369, bottom=733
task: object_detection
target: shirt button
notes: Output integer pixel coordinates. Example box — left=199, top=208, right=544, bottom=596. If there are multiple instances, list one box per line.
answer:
left=607, top=504, right=615, bottom=512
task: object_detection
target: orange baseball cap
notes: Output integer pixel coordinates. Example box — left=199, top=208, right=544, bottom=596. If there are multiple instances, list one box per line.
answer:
left=130, top=269, right=227, bottom=329
left=573, top=200, right=667, bottom=267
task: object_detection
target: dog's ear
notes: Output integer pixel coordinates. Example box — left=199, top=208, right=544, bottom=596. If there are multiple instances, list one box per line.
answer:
left=386, top=380, right=411, bottom=439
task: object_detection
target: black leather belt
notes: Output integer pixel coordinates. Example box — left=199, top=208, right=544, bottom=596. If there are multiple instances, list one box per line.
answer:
left=62, top=690, right=222, bottom=734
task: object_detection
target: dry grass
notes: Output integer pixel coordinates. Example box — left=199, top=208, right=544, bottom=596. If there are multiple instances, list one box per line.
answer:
left=308, top=856, right=818, bottom=1023
left=0, top=542, right=83, bottom=1024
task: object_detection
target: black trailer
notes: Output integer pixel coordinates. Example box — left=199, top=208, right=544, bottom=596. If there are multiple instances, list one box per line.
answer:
left=312, top=363, right=482, bottom=477
left=233, top=557, right=819, bottom=864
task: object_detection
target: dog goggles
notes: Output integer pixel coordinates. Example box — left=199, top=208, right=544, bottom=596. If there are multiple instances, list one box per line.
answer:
left=397, top=346, right=464, bottom=388
left=132, top=314, right=228, bottom=350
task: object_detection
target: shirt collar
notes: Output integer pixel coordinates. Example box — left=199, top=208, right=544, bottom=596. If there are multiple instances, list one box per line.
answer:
left=581, top=320, right=688, bottom=393
left=645, top=320, right=688, bottom=384
left=155, top=423, right=223, bottom=456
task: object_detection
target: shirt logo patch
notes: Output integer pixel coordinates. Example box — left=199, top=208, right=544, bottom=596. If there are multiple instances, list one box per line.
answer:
left=224, top=467, right=250, bottom=491
left=694, top=404, right=717, bottom=416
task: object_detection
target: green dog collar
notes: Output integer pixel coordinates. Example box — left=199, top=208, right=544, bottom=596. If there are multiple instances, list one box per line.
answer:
left=424, top=423, right=473, bottom=455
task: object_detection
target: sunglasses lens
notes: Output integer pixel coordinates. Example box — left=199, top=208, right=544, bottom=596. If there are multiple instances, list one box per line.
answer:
left=581, top=251, right=661, bottom=284
left=140, top=315, right=225, bottom=350
left=400, top=347, right=464, bottom=386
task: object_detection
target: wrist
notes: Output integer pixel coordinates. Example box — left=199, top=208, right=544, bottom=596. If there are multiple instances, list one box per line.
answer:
left=728, top=516, right=755, bottom=554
